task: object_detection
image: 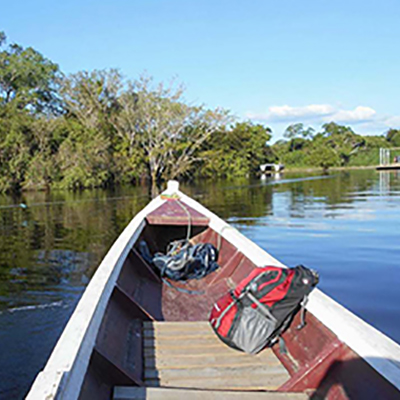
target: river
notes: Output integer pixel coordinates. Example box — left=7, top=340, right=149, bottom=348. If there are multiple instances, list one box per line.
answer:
left=0, top=169, right=399, bottom=398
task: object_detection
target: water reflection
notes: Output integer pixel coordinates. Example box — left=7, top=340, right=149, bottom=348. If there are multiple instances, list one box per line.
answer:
left=0, top=187, right=150, bottom=312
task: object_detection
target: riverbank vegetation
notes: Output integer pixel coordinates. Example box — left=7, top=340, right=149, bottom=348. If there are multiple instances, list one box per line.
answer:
left=1, top=32, right=399, bottom=193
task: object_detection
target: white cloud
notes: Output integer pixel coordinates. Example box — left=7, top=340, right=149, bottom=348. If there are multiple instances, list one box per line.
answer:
left=247, top=104, right=335, bottom=122
left=331, top=106, right=376, bottom=123
left=246, top=104, right=400, bottom=133
left=268, top=104, right=334, bottom=121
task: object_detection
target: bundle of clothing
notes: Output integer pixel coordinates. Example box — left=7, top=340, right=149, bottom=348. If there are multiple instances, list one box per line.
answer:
left=139, top=239, right=220, bottom=284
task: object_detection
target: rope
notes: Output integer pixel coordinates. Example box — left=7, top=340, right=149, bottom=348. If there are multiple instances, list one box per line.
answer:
left=162, top=278, right=205, bottom=295
left=175, top=199, right=192, bottom=244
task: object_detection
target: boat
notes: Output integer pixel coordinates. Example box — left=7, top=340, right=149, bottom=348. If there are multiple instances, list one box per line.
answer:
left=27, top=181, right=400, bottom=400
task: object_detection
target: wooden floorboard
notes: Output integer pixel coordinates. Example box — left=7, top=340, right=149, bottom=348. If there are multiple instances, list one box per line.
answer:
left=144, top=353, right=280, bottom=370
left=144, top=336, right=223, bottom=347
left=142, top=321, right=290, bottom=391
left=145, top=364, right=286, bottom=379
left=144, top=375, right=290, bottom=391
left=143, top=321, right=210, bottom=330
left=144, top=343, right=248, bottom=357
left=114, top=386, right=309, bottom=399
left=143, top=328, right=215, bottom=337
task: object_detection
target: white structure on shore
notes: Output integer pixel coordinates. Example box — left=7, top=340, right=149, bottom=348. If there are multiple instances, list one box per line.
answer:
left=260, top=163, right=285, bottom=173
left=378, top=148, right=400, bottom=170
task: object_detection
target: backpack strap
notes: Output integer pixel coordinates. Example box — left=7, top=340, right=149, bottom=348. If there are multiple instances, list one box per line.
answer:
left=279, top=336, right=288, bottom=355
left=296, top=295, right=308, bottom=330
left=245, top=291, right=277, bottom=323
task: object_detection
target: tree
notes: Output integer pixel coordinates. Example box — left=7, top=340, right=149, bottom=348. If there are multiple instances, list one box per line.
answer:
left=58, top=70, right=127, bottom=189
left=302, top=126, right=315, bottom=139
left=386, top=129, right=400, bottom=147
left=198, top=122, right=274, bottom=178
left=320, top=123, right=365, bottom=165
left=284, top=123, right=314, bottom=140
left=321, top=122, right=351, bottom=137
left=60, top=69, right=122, bottom=131
left=129, top=75, right=230, bottom=194
left=284, top=123, right=304, bottom=139
left=0, top=111, right=32, bottom=192
left=0, top=32, right=61, bottom=114
left=56, top=119, right=113, bottom=190
left=0, top=32, right=6, bottom=47
left=308, top=145, right=340, bottom=170
left=23, top=117, right=65, bottom=190
left=113, top=85, right=139, bottom=157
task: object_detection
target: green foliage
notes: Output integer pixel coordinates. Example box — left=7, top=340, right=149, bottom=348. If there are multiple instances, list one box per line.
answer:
left=0, top=32, right=61, bottom=113
left=60, top=69, right=122, bottom=131
left=123, top=75, right=230, bottom=194
left=0, top=110, right=32, bottom=192
left=23, top=118, right=63, bottom=190
left=199, top=122, right=274, bottom=178
left=272, top=121, right=398, bottom=170
left=386, top=129, right=400, bottom=147
left=284, top=123, right=314, bottom=140
left=56, top=120, right=113, bottom=190
left=308, top=146, right=340, bottom=169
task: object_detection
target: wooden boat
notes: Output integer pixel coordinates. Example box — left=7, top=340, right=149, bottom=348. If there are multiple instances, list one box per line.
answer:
left=27, top=181, right=400, bottom=400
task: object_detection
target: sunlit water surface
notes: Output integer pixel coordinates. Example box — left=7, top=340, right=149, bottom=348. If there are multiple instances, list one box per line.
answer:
left=0, top=170, right=399, bottom=398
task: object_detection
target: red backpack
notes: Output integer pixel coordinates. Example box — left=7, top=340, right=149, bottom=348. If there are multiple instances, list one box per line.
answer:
left=209, top=265, right=318, bottom=354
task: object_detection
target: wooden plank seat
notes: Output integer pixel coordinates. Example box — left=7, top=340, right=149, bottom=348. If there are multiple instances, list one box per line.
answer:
left=114, top=387, right=310, bottom=399
left=141, top=321, right=291, bottom=391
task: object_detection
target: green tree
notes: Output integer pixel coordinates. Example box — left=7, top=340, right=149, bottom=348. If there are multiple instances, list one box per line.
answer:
left=56, top=119, right=113, bottom=190
left=308, top=145, right=340, bottom=170
left=321, top=123, right=365, bottom=165
left=0, top=32, right=61, bottom=113
left=60, top=69, right=122, bottom=130
left=284, top=123, right=303, bottom=139
left=58, top=70, right=124, bottom=189
left=111, top=83, right=147, bottom=183
left=23, top=118, right=65, bottom=190
left=272, top=122, right=384, bottom=169
left=386, top=129, right=400, bottom=147
left=0, top=32, right=63, bottom=192
left=0, top=111, right=32, bottom=192
left=284, top=123, right=314, bottom=140
left=129, top=75, right=230, bottom=194
left=199, top=122, right=273, bottom=178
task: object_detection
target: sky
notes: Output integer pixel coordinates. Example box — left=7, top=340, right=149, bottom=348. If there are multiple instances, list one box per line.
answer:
left=1, top=0, right=400, bottom=140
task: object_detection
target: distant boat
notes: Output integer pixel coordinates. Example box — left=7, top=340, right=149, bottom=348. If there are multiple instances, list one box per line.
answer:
left=260, top=163, right=285, bottom=173
left=27, top=181, right=400, bottom=400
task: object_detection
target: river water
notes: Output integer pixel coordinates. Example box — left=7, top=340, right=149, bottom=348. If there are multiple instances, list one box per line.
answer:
left=0, top=170, right=399, bottom=398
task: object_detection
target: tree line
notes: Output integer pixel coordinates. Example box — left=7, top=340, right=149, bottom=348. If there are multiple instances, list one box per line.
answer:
left=1, top=32, right=399, bottom=194
left=274, top=122, right=400, bottom=170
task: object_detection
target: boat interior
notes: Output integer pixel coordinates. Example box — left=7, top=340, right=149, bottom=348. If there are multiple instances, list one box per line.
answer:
left=78, top=200, right=400, bottom=400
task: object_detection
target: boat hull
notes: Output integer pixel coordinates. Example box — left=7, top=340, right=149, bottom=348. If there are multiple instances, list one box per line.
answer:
left=27, top=182, right=400, bottom=400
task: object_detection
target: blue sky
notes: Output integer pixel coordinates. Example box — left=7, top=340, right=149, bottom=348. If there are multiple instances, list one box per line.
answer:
left=1, top=0, right=399, bottom=139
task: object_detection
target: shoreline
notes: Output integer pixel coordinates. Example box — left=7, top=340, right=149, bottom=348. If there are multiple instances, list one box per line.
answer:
left=283, top=165, right=377, bottom=173
left=0, top=165, right=380, bottom=196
